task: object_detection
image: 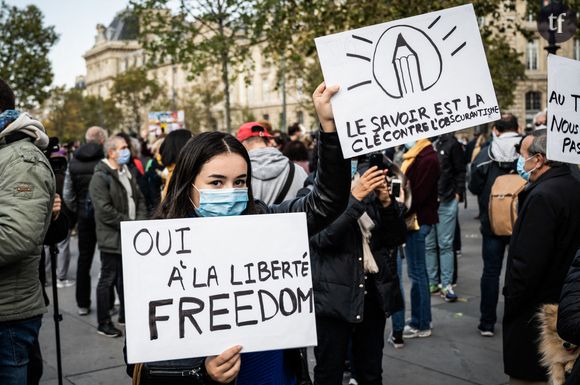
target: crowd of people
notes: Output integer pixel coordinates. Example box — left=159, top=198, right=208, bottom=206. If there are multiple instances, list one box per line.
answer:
left=0, top=74, right=579, bottom=385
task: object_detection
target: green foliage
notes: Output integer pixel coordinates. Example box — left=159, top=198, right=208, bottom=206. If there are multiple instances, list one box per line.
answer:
left=44, top=88, right=123, bottom=142
left=110, top=67, right=162, bottom=132
left=131, top=0, right=259, bottom=132
left=0, top=1, right=58, bottom=109
left=257, top=0, right=525, bottom=113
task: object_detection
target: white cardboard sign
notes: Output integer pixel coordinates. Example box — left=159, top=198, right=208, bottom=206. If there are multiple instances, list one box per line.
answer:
left=547, top=54, right=580, bottom=163
left=315, top=4, right=500, bottom=158
left=121, top=213, right=316, bottom=364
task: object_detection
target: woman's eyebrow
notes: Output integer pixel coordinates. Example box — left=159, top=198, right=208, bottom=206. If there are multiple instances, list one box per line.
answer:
left=207, top=174, right=226, bottom=179
left=236, top=174, right=248, bottom=179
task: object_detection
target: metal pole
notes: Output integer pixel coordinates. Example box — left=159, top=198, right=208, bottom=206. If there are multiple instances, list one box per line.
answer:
left=281, top=56, right=287, bottom=133
left=49, top=245, right=64, bottom=385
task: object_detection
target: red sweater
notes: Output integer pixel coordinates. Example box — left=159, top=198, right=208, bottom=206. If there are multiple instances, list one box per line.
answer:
left=405, top=145, right=440, bottom=225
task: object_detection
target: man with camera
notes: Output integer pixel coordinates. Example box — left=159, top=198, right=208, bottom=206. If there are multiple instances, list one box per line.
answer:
left=0, top=79, right=55, bottom=384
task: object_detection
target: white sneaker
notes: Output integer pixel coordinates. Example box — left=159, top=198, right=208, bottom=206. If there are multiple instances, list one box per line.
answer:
left=403, top=325, right=432, bottom=339
left=78, top=307, right=90, bottom=316
left=349, top=379, right=358, bottom=385
left=56, top=279, right=75, bottom=289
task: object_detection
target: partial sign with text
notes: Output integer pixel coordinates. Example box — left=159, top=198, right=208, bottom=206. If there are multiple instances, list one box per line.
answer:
left=547, top=54, right=580, bottom=164
left=121, top=213, right=316, bottom=364
left=315, top=4, right=500, bottom=158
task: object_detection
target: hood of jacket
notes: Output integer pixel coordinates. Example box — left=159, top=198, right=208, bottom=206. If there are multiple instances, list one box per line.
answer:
left=489, top=132, right=520, bottom=163
left=249, top=147, right=289, bottom=181
left=0, top=113, right=49, bottom=149
left=75, top=142, right=104, bottom=162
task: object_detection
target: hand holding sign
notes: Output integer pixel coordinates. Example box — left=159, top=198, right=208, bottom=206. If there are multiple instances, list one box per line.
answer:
left=205, top=345, right=242, bottom=383
left=313, top=82, right=340, bottom=133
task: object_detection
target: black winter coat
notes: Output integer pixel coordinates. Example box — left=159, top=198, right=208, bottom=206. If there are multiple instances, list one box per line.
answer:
left=310, top=194, right=406, bottom=322
left=503, top=166, right=580, bottom=381
left=434, top=134, right=467, bottom=202
left=125, top=130, right=350, bottom=384
left=68, top=142, right=103, bottom=217
left=558, top=249, right=580, bottom=385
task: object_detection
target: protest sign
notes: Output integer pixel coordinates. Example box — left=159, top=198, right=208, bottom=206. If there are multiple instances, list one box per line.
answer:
left=121, top=213, right=316, bottom=364
left=547, top=54, right=580, bottom=163
left=315, top=4, right=500, bottom=158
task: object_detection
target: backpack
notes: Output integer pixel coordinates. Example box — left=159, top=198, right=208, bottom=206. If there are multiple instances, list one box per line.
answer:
left=488, top=174, right=527, bottom=236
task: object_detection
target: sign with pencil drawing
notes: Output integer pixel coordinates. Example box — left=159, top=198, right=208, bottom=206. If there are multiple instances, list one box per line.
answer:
left=121, top=213, right=316, bottom=364
left=547, top=54, right=580, bottom=164
left=315, top=4, right=500, bottom=158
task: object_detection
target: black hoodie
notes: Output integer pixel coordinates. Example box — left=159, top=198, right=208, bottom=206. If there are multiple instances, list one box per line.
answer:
left=68, top=142, right=104, bottom=215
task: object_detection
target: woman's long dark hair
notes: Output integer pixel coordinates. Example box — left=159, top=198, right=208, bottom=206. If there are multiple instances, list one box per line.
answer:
left=154, top=131, right=256, bottom=219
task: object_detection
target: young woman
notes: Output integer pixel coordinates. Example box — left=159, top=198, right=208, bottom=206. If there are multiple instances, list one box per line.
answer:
left=127, top=83, right=351, bottom=385
left=309, top=159, right=406, bottom=385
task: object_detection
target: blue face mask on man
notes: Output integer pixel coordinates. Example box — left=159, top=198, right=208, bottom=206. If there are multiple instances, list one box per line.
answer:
left=350, top=159, right=358, bottom=178
left=191, top=185, right=249, bottom=217
left=117, top=148, right=131, bottom=165
left=404, top=141, right=416, bottom=150
left=516, top=156, right=530, bottom=181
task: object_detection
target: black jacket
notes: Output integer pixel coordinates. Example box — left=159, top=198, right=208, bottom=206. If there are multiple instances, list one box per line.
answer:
left=67, top=142, right=104, bottom=217
left=558, top=249, right=580, bottom=345
left=503, top=166, right=580, bottom=381
left=125, top=130, right=350, bottom=384
left=434, top=134, right=466, bottom=202
left=310, top=194, right=406, bottom=322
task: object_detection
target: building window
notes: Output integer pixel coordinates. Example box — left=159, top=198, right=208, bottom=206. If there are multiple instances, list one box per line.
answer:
left=262, top=113, right=270, bottom=121
left=525, top=91, right=542, bottom=129
left=296, top=111, right=304, bottom=124
left=526, top=40, right=539, bottom=70
left=575, top=39, right=580, bottom=61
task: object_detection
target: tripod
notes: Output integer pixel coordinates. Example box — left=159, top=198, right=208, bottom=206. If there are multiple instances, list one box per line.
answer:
left=49, top=244, right=64, bottom=385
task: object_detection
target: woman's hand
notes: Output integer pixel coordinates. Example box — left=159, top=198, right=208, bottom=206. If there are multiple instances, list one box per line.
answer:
left=52, top=194, right=62, bottom=220
left=205, top=345, right=242, bottom=383
left=352, top=166, right=386, bottom=202
left=313, top=82, right=340, bottom=133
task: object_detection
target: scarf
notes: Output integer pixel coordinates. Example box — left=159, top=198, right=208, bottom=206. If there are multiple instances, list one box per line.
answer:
left=357, top=212, right=379, bottom=274
left=0, top=110, right=20, bottom=132
left=401, top=139, right=432, bottom=174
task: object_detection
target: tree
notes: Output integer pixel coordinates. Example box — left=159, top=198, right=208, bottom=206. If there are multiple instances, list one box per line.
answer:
left=257, top=0, right=525, bottom=113
left=132, top=0, right=258, bottom=132
left=0, top=1, right=58, bottom=109
left=44, top=88, right=123, bottom=142
left=110, top=67, right=162, bottom=133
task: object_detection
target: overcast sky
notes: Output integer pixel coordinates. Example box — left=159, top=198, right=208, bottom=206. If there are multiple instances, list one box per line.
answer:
left=6, top=0, right=130, bottom=87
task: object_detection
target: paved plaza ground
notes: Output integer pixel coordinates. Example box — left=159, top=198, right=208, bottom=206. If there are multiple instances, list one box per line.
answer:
left=38, top=194, right=509, bottom=385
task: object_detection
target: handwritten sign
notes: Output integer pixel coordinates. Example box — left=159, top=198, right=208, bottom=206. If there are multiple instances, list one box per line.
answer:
left=315, top=4, right=500, bottom=158
left=547, top=54, right=580, bottom=164
left=121, top=213, right=316, bottom=364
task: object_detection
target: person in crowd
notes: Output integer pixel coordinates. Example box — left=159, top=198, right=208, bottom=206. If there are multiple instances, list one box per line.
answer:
left=465, top=131, right=480, bottom=166
left=64, top=126, right=107, bottom=316
left=392, top=139, right=439, bottom=341
left=160, top=129, right=193, bottom=199
left=468, top=114, right=521, bottom=337
left=0, top=79, right=55, bottom=384
left=126, top=82, right=349, bottom=385
left=532, top=110, right=547, bottom=131
left=145, top=137, right=165, bottom=209
left=283, top=139, right=311, bottom=174
left=503, top=129, right=580, bottom=384
left=310, top=162, right=406, bottom=385
left=117, top=132, right=153, bottom=216
left=425, top=133, right=466, bottom=301
left=90, top=135, right=147, bottom=337
left=237, top=121, right=308, bottom=205
left=557, top=248, right=580, bottom=385
left=288, top=122, right=303, bottom=142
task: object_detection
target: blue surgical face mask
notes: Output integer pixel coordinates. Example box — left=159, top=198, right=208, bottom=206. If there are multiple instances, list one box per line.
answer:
left=516, top=156, right=530, bottom=181
left=117, top=148, right=131, bottom=165
left=350, top=160, right=358, bottom=178
left=191, top=185, right=249, bottom=217
left=404, top=141, right=416, bottom=150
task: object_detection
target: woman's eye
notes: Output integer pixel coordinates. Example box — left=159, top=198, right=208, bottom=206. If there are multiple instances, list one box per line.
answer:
left=235, top=179, right=246, bottom=187
left=209, top=180, right=222, bottom=187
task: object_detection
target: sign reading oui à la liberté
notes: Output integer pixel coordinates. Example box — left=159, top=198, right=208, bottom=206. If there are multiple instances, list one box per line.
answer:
left=315, top=4, right=500, bottom=158
left=547, top=54, right=580, bottom=164
left=121, top=213, right=316, bottom=364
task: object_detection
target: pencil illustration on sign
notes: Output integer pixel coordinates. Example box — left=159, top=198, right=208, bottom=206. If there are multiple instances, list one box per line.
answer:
left=345, top=14, right=467, bottom=99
